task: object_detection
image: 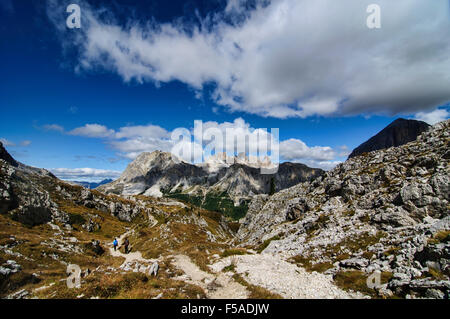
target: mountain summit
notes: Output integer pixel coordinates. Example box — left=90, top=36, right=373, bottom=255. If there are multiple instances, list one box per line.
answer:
left=348, top=118, right=430, bottom=159
left=0, top=142, right=18, bottom=167
left=238, top=119, right=449, bottom=298
left=98, top=150, right=323, bottom=200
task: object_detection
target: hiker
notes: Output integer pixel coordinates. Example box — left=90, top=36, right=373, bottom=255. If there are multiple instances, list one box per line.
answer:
left=113, top=238, right=118, bottom=251
left=124, top=237, right=129, bottom=254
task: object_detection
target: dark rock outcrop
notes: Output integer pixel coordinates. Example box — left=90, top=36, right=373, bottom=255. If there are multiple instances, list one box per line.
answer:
left=348, top=118, right=430, bottom=159
left=0, top=142, right=18, bottom=167
left=11, top=206, right=52, bottom=226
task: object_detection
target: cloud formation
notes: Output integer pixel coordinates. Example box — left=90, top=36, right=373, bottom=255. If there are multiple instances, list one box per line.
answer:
left=50, top=167, right=121, bottom=182
left=49, top=0, right=450, bottom=118
left=43, top=124, right=65, bottom=133
left=279, top=139, right=336, bottom=162
left=414, top=108, right=449, bottom=125
left=19, top=140, right=31, bottom=147
left=51, top=118, right=345, bottom=170
left=0, top=138, right=32, bottom=147
left=69, top=124, right=115, bottom=138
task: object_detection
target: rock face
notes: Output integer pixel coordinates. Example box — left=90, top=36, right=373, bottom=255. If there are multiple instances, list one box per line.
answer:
left=238, top=120, right=449, bottom=298
left=98, top=150, right=323, bottom=200
left=348, top=118, right=430, bottom=159
left=0, top=142, right=18, bottom=167
left=0, top=151, right=59, bottom=226
left=0, top=147, right=147, bottom=225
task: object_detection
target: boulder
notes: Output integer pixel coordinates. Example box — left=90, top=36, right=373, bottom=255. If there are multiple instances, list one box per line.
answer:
left=12, top=206, right=52, bottom=226
left=372, top=206, right=416, bottom=227
left=90, top=240, right=104, bottom=255
left=339, top=258, right=369, bottom=270
left=148, top=262, right=159, bottom=277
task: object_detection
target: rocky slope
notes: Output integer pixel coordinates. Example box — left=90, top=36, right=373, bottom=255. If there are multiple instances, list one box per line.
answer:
left=237, top=120, right=449, bottom=298
left=1, top=120, right=448, bottom=299
left=0, top=157, right=137, bottom=226
left=348, top=118, right=430, bottom=159
left=0, top=142, right=18, bottom=167
left=0, top=145, right=243, bottom=299
left=98, top=151, right=323, bottom=202
left=0, top=142, right=363, bottom=300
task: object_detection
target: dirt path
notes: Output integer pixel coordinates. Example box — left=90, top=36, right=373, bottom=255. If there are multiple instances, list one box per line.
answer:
left=210, top=253, right=364, bottom=299
left=108, top=231, right=156, bottom=265
left=171, top=254, right=249, bottom=299
left=107, top=232, right=359, bottom=299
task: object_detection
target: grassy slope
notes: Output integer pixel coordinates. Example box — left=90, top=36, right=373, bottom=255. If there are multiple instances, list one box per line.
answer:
left=0, top=178, right=237, bottom=299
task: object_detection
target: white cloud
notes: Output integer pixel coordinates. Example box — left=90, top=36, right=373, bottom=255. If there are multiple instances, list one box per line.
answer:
left=110, top=137, right=173, bottom=159
left=115, top=125, right=169, bottom=139
left=43, top=124, right=65, bottom=133
left=196, top=118, right=276, bottom=155
left=19, top=140, right=31, bottom=147
left=69, top=124, right=115, bottom=138
left=0, top=139, right=32, bottom=147
left=48, top=118, right=344, bottom=170
left=280, top=139, right=336, bottom=162
left=414, top=108, right=449, bottom=125
left=50, top=167, right=121, bottom=182
left=301, top=159, right=342, bottom=171
left=49, top=0, right=450, bottom=118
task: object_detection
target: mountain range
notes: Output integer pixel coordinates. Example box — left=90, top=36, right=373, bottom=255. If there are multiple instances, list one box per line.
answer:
left=97, top=151, right=323, bottom=203
left=0, top=118, right=448, bottom=299
left=97, top=118, right=431, bottom=215
left=70, top=179, right=113, bottom=189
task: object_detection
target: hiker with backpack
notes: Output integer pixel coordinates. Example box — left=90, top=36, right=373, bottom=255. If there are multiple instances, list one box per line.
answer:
left=123, top=237, right=130, bottom=254
left=113, top=238, right=118, bottom=251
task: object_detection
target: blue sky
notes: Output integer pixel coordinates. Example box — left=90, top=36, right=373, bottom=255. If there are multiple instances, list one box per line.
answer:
left=1, top=0, right=449, bottom=181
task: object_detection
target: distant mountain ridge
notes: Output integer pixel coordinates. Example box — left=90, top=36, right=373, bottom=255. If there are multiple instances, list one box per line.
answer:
left=97, top=151, right=324, bottom=201
left=0, top=142, right=56, bottom=178
left=70, top=179, right=114, bottom=189
left=0, top=142, right=18, bottom=167
left=348, top=118, right=430, bottom=159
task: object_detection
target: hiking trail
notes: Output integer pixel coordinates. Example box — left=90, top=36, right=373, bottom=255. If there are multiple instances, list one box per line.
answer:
left=171, top=254, right=249, bottom=299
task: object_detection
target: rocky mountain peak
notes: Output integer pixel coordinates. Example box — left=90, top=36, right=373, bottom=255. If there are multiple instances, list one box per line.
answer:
left=99, top=147, right=323, bottom=200
left=348, top=118, right=430, bottom=159
left=201, top=152, right=275, bottom=172
left=134, top=150, right=179, bottom=164
left=0, top=141, right=18, bottom=167
left=237, top=119, right=449, bottom=298
left=119, top=151, right=183, bottom=182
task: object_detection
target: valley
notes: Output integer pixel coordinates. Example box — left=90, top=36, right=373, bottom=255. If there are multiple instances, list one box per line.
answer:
left=0, top=119, right=448, bottom=299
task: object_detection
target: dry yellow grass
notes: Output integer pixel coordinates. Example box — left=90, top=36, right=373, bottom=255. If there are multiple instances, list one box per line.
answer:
left=232, top=274, right=282, bottom=299
left=0, top=180, right=239, bottom=298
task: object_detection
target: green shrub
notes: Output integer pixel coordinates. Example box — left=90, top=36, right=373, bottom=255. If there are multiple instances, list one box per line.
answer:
left=221, top=248, right=248, bottom=258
